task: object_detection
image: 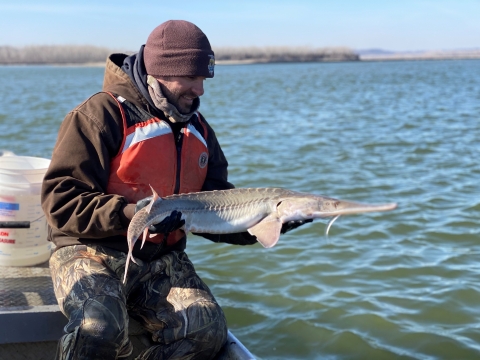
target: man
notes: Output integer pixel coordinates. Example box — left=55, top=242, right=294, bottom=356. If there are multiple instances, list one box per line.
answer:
left=42, top=20, right=309, bottom=360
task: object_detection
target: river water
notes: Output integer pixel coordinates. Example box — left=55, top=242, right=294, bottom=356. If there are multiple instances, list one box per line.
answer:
left=1, top=60, right=479, bottom=359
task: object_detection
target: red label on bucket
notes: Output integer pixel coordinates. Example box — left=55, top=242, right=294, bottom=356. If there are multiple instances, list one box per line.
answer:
left=0, top=238, right=15, bottom=244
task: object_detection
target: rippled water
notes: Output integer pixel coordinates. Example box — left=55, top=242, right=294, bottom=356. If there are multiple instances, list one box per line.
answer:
left=1, top=60, right=479, bottom=359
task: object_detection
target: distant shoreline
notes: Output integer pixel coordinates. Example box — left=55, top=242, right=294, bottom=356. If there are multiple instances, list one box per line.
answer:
left=1, top=57, right=478, bottom=67
left=0, top=45, right=479, bottom=66
left=0, top=45, right=359, bottom=65
left=359, top=49, right=480, bottom=62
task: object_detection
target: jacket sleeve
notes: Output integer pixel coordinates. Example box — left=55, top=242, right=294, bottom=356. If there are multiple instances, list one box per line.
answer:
left=195, top=116, right=258, bottom=246
left=41, top=92, right=131, bottom=239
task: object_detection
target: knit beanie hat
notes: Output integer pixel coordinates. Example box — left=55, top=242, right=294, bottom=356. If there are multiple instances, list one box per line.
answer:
left=144, top=20, right=215, bottom=78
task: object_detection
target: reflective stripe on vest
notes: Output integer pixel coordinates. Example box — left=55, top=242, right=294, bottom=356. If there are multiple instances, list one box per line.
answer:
left=122, top=120, right=172, bottom=154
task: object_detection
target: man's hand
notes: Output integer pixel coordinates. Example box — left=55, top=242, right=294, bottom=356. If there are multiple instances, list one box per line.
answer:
left=280, top=219, right=313, bottom=234
left=148, top=210, right=185, bottom=234
left=135, top=196, right=185, bottom=241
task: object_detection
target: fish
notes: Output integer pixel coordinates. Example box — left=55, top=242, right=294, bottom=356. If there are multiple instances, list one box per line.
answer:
left=123, top=187, right=397, bottom=283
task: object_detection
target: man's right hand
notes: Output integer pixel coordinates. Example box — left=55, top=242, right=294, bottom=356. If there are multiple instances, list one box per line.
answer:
left=134, top=196, right=185, bottom=238
left=147, top=210, right=185, bottom=235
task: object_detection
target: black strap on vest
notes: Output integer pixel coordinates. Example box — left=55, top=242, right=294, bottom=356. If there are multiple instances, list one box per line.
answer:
left=112, top=95, right=154, bottom=128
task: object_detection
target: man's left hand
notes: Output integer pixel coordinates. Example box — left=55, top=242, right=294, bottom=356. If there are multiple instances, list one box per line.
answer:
left=280, top=219, right=313, bottom=234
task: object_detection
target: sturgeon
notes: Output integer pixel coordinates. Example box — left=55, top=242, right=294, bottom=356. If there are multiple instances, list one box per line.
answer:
left=123, top=187, right=397, bottom=283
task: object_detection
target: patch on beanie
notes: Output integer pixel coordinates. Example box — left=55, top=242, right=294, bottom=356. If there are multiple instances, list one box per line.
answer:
left=208, top=55, right=215, bottom=76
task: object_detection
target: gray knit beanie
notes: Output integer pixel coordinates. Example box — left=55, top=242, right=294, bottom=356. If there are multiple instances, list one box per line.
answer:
left=144, top=20, right=215, bottom=78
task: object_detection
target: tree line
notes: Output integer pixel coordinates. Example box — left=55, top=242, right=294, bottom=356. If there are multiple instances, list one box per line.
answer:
left=0, top=45, right=114, bottom=64
left=214, top=46, right=359, bottom=62
left=0, top=45, right=359, bottom=65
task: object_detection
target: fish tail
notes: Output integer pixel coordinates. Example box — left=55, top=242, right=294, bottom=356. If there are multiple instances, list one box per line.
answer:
left=123, top=254, right=130, bottom=284
left=140, top=228, right=149, bottom=249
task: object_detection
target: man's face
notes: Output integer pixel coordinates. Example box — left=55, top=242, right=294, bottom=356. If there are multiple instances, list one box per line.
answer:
left=156, top=76, right=206, bottom=114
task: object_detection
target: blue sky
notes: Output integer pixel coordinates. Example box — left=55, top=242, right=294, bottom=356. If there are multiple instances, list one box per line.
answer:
left=1, top=0, right=479, bottom=52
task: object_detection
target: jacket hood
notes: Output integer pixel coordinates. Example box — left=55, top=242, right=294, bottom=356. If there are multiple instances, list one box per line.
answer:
left=102, top=52, right=152, bottom=111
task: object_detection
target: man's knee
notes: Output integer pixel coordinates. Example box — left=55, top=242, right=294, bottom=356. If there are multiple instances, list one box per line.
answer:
left=82, top=295, right=129, bottom=342
left=140, top=300, right=228, bottom=360
left=186, top=300, right=228, bottom=352
left=56, top=295, right=131, bottom=360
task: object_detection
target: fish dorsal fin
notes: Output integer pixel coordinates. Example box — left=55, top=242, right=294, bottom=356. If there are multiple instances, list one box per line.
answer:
left=248, top=214, right=282, bottom=248
left=146, top=185, right=161, bottom=214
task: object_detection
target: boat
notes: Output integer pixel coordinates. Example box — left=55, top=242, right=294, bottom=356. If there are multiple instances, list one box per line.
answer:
left=0, top=252, right=255, bottom=359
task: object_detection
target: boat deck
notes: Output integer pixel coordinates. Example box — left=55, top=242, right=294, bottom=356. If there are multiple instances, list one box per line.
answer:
left=0, top=261, right=254, bottom=359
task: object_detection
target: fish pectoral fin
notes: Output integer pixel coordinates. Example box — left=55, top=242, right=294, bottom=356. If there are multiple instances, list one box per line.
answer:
left=248, top=216, right=282, bottom=248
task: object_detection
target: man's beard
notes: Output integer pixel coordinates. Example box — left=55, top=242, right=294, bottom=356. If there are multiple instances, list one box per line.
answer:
left=170, top=93, right=196, bottom=114
left=147, top=75, right=200, bottom=123
left=161, top=84, right=196, bottom=114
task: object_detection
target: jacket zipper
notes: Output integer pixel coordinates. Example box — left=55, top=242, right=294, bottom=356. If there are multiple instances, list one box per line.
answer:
left=173, top=125, right=185, bottom=194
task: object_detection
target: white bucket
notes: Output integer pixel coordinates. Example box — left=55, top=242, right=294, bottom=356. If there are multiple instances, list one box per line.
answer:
left=0, top=154, right=53, bottom=266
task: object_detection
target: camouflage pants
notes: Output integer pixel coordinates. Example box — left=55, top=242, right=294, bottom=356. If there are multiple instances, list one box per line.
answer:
left=49, top=245, right=227, bottom=360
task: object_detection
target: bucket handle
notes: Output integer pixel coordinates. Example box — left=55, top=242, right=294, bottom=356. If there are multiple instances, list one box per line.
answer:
left=0, top=221, right=30, bottom=228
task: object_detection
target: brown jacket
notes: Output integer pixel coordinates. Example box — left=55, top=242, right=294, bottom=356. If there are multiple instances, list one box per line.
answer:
left=41, top=53, right=256, bottom=261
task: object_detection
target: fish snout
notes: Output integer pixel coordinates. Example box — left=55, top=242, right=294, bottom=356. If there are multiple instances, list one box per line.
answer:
left=318, top=199, right=340, bottom=213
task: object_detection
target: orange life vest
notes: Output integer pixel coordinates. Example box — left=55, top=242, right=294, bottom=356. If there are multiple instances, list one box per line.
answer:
left=105, top=93, right=209, bottom=245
